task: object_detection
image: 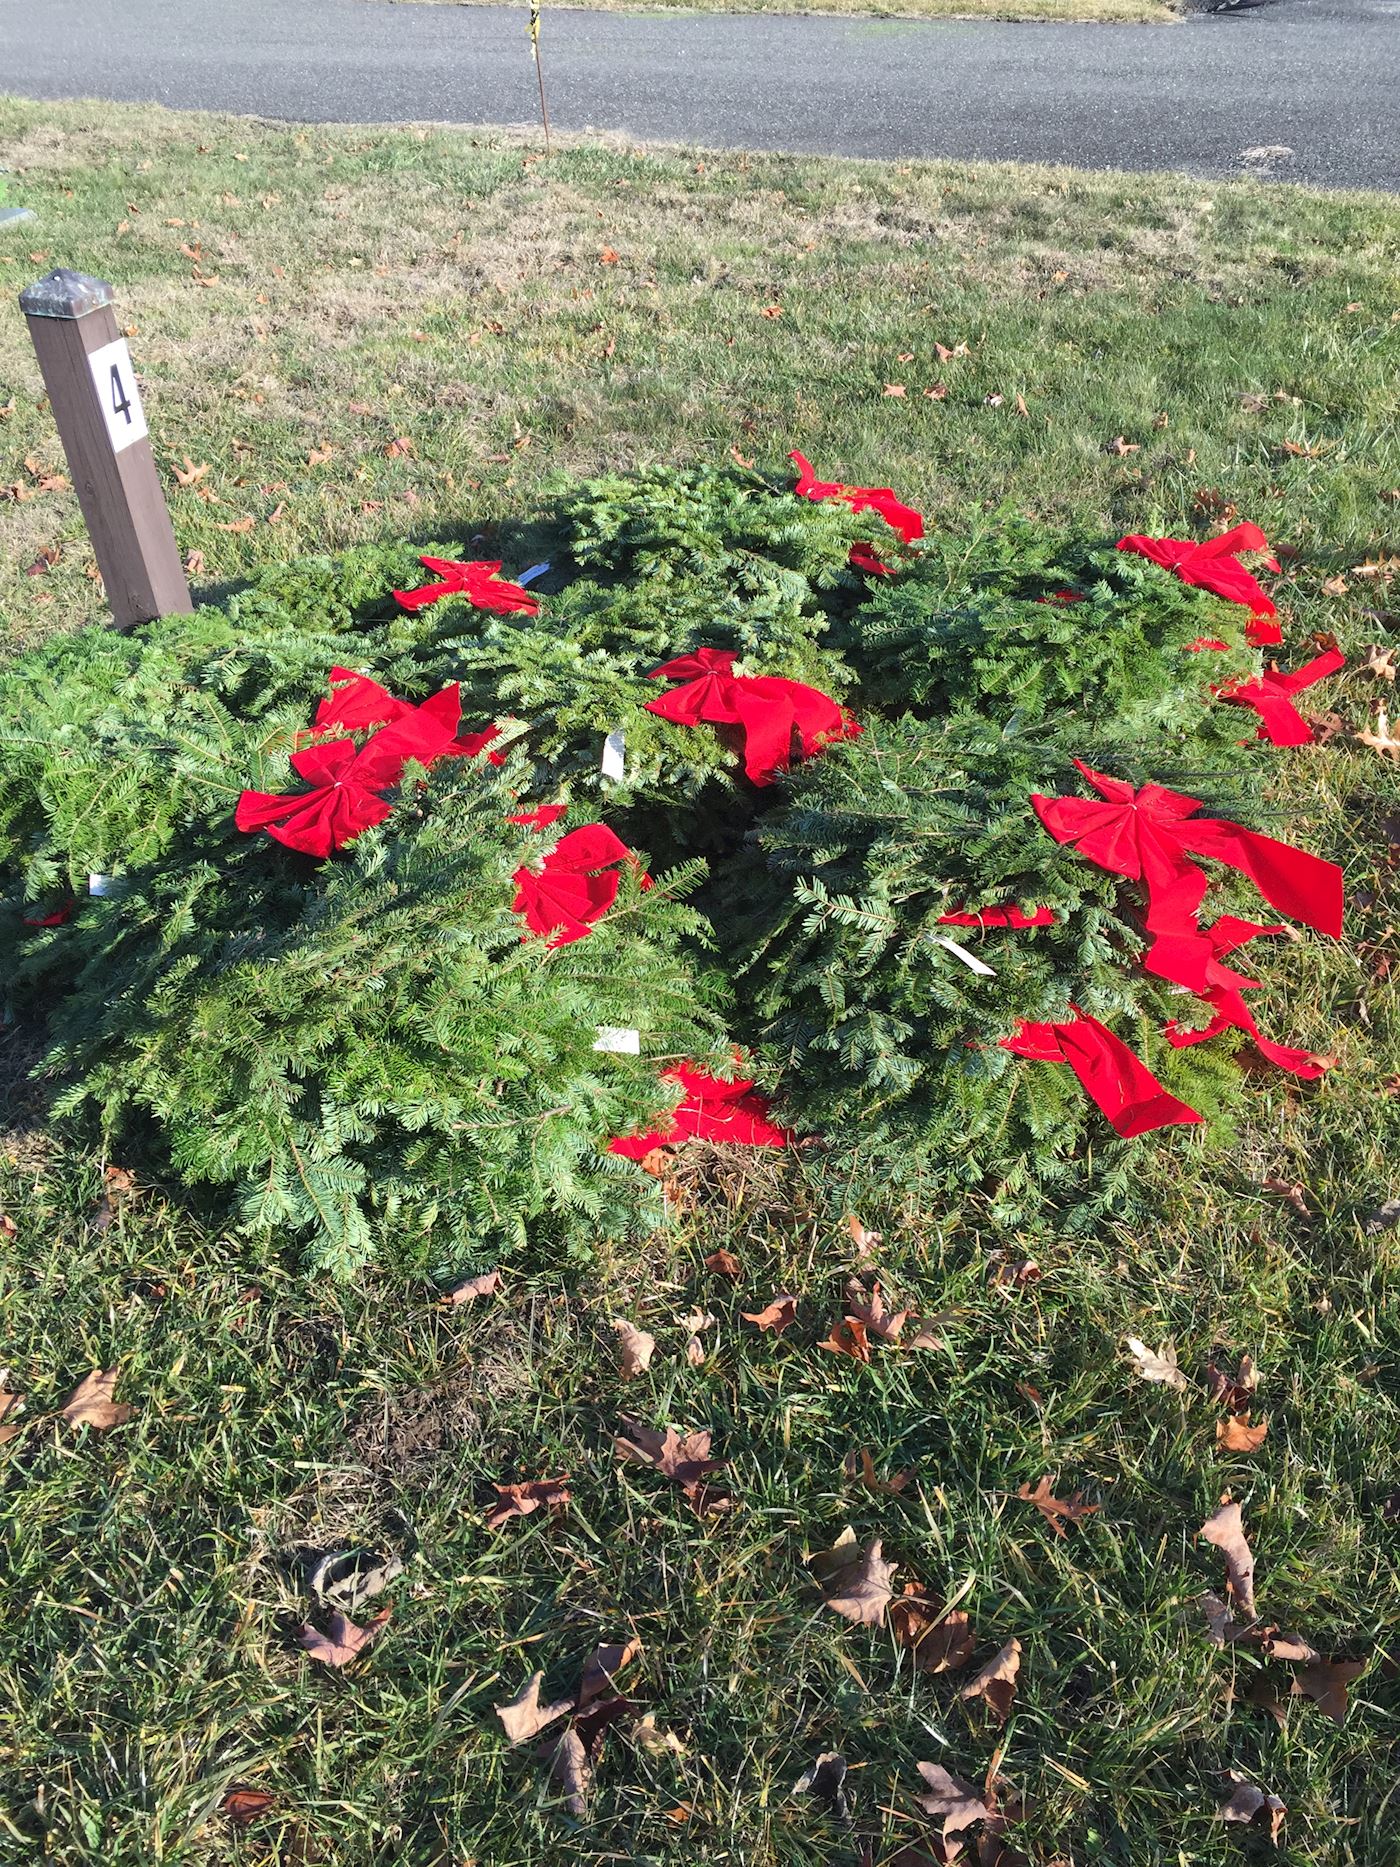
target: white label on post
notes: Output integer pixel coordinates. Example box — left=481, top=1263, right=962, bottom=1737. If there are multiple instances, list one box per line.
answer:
left=87, top=338, right=149, bottom=454
left=601, top=729, right=625, bottom=783
left=593, top=1026, right=641, bottom=1055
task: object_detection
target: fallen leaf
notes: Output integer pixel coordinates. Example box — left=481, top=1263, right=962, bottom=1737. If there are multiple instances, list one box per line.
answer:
left=173, top=456, right=209, bottom=487
left=914, top=1762, right=995, bottom=1839
left=1295, top=1657, right=1366, bottom=1724
left=615, top=1418, right=725, bottom=1489
left=844, top=1447, right=911, bottom=1495
left=580, top=1636, right=642, bottom=1708
left=1216, top=1413, right=1269, bottom=1454
left=0, top=1388, right=26, bottom=1445
left=185, top=549, right=206, bottom=578
left=933, top=341, right=970, bottom=362
left=1218, top=1772, right=1285, bottom=1842
left=442, top=1269, right=501, bottom=1304
left=493, top=1671, right=575, bottom=1745
left=633, top=1713, right=686, bottom=1757
left=1364, top=1197, right=1400, bottom=1236
left=599, top=247, right=620, bottom=265
left=923, top=383, right=948, bottom=401
left=883, top=384, right=907, bottom=398
left=295, top=1606, right=390, bottom=1669
left=1262, top=1176, right=1311, bottom=1217
left=384, top=436, right=415, bottom=458
left=1106, top=436, right=1140, bottom=455
left=308, top=1549, right=403, bottom=1613
left=60, top=1368, right=134, bottom=1430
left=760, top=304, right=784, bottom=319
left=611, top=1317, right=656, bottom=1378
left=704, top=1248, right=742, bottom=1279
left=845, top=1277, right=908, bottom=1342
left=815, top=1534, right=896, bottom=1626
left=989, top=1255, right=1040, bottom=1293
left=1358, top=707, right=1400, bottom=761
left=959, top=1637, right=1021, bottom=1724
left=793, top=1751, right=850, bottom=1820
left=1322, top=574, right=1350, bottom=596
left=818, top=1317, right=871, bottom=1362
left=890, top=1588, right=976, bottom=1674
left=25, top=545, right=60, bottom=576
left=1362, top=648, right=1398, bottom=688
left=222, top=1787, right=275, bottom=1828
left=1017, top=1477, right=1098, bottom=1538
left=216, top=515, right=255, bottom=534
left=485, top=1474, right=572, bottom=1530
left=741, top=1294, right=798, bottom=1334
left=542, top=1727, right=590, bottom=1814
left=1205, top=1353, right=1258, bottom=1412
left=1200, top=1591, right=1254, bottom=1648
left=1125, top=1336, right=1188, bottom=1390
left=307, top=446, right=334, bottom=467
left=1200, top=1500, right=1256, bottom=1618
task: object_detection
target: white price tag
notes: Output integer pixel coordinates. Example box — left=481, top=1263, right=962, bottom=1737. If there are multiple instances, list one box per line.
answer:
left=600, top=729, right=625, bottom=783
left=931, top=935, right=997, bottom=978
left=593, top=1026, right=641, bottom=1055
left=87, top=337, right=148, bottom=454
left=88, top=872, right=115, bottom=897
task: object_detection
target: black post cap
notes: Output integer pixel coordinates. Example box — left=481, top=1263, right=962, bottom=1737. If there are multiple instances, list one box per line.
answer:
left=18, top=268, right=115, bottom=319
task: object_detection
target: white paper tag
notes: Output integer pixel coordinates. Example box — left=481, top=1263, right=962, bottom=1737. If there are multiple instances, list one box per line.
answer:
left=517, top=561, right=551, bottom=587
left=593, top=1026, right=641, bottom=1054
left=601, top=729, right=625, bottom=782
left=87, top=337, right=149, bottom=454
left=87, top=872, right=115, bottom=897
left=931, top=935, right=997, bottom=978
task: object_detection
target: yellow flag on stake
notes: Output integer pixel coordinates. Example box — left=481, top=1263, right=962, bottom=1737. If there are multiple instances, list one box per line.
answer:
left=527, top=0, right=552, bottom=153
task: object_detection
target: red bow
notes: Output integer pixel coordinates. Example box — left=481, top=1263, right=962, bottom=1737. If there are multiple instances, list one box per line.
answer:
left=789, top=451, right=923, bottom=544
left=610, top=1064, right=791, bottom=1159
left=393, top=557, right=541, bottom=616
left=512, top=822, right=640, bottom=946
left=848, top=542, right=897, bottom=578
left=644, top=647, right=858, bottom=787
left=22, top=899, right=74, bottom=928
left=236, top=686, right=463, bottom=858
left=1117, top=524, right=1282, bottom=644
left=1218, top=648, right=1346, bottom=747
left=1001, top=1010, right=1201, bottom=1137
left=1146, top=918, right=1331, bottom=1079
left=507, top=803, right=568, bottom=830
left=937, top=904, right=1056, bottom=929
left=456, top=722, right=506, bottom=766
left=1031, top=761, right=1343, bottom=940
left=310, top=667, right=412, bottom=735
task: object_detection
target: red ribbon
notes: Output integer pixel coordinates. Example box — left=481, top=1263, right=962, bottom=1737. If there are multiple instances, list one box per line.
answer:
left=644, top=647, right=859, bottom=787
left=22, top=900, right=74, bottom=928
left=507, top=803, right=568, bottom=830
left=937, top=904, right=1056, bottom=929
left=1146, top=918, right=1331, bottom=1079
left=1117, top=524, right=1282, bottom=645
left=310, top=667, right=412, bottom=736
left=236, top=686, right=463, bottom=858
left=511, top=822, right=641, bottom=947
left=1001, top=1010, right=1201, bottom=1137
left=393, top=557, right=541, bottom=616
left=1218, top=648, right=1346, bottom=747
left=847, top=542, right=896, bottom=577
left=610, top=1064, right=792, bottom=1159
left=789, top=449, right=923, bottom=576
left=1031, top=760, right=1344, bottom=940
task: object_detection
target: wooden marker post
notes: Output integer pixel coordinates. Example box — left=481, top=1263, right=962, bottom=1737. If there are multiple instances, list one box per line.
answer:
left=19, top=267, right=190, bottom=629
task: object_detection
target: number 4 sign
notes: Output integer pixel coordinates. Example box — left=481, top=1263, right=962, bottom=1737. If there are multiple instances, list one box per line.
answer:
left=86, top=336, right=149, bottom=453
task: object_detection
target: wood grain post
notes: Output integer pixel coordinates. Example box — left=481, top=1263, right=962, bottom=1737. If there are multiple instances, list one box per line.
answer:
left=19, top=267, right=190, bottom=630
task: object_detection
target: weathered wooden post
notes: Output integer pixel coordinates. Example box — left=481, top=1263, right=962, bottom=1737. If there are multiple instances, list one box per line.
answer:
left=19, top=267, right=190, bottom=629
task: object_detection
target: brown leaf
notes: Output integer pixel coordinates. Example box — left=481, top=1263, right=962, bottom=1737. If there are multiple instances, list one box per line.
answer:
left=1205, top=1352, right=1257, bottom=1412
left=815, top=1534, right=896, bottom=1626
left=185, top=549, right=206, bottom=578
left=172, top=456, right=209, bottom=487
left=844, top=1447, right=911, bottom=1495
left=1125, top=1336, right=1187, bottom=1390
left=542, top=1727, right=590, bottom=1815
left=384, top=436, right=415, bottom=458
left=1262, top=1176, right=1311, bottom=1217
left=989, top=1255, right=1040, bottom=1293
left=0, top=1388, right=26, bottom=1445
left=1322, top=574, right=1350, bottom=596
left=891, top=1588, right=976, bottom=1674
left=216, top=515, right=255, bottom=534
left=741, top=1293, right=798, bottom=1333
left=818, top=1317, right=871, bottom=1362
left=60, top=1368, right=134, bottom=1430
left=611, top=1317, right=656, bottom=1378
left=792, top=1750, right=851, bottom=1819
left=493, top=1670, right=575, bottom=1745
left=579, top=1636, right=641, bottom=1708
left=1199, top=1500, right=1256, bottom=1618
left=1295, top=1657, right=1366, bottom=1724
left=1218, top=1772, right=1285, bottom=1842
left=760, top=304, right=784, bottom=319
left=883, top=384, right=907, bottom=398
left=1244, top=1675, right=1292, bottom=1727
left=729, top=445, right=754, bottom=468
left=959, top=1638, right=1021, bottom=1724
left=307, top=446, right=334, bottom=467
left=484, top=1474, right=571, bottom=1531
left=923, top=383, right=948, bottom=401
left=1362, top=644, right=1397, bottom=682
left=295, top=1606, right=390, bottom=1669
left=933, top=341, right=970, bottom=362
left=1017, top=1477, right=1098, bottom=1538
left=704, top=1248, right=742, bottom=1279
left=1106, top=436, right=1140, bottom=455
left=845, top=1277, right=908, bottom=1342
left=1216, top=1412, right=1269, bottom=1454
left=1200, top=1591, right=1255, bottom=1648
left=599, top=247, right=620, bottom=265
left=442, top=1269, right=501, bottom=1304
left=845, top=1213, right=882, bottom=1256
left=1358, top=706, right=1400, bottom=761
left=914, top=1762, right=995, bottom=1839
left=25, top=545, right=61, bottom=576
left=614, top=1418, right=725, bottom=1488
left=222, top=1787, right=276, bottom=1828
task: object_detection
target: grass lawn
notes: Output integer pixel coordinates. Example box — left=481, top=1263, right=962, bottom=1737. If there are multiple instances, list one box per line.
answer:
left=366, top=0, right=1177, bottom=22
left=3, top=95, right=1400, bottom=1867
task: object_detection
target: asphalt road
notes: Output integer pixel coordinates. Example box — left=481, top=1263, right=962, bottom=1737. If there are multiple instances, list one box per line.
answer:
left=4, top=0, right=1398, bottom=189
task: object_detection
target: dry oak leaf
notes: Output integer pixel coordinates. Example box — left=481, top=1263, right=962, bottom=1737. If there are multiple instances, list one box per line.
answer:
left=579, top=1636, right=642, bottom=1708
left=614, top=1417, right=725, bottom=1489
left=844, top=1447, right=912, bottom=1495
left=959, top=1637, right=1021, bottom=1724
left=384, top=436, right=415, bottom=458
left=704, top=1248, right=742, bottom=1279
left=1125, top=1336, right=1188, bottom=1390
left=883, top=383, right=908, bottom=398
left=845, top=1277, right=908, bottom=1342
left=216, top=515, right=255, bottom=534
left=914, top=1762, right=995, bottom=1839
left=1017, top=1477, right=1098, bottom=1538
left=792, top=1751, right=851, bottom=1820
left=1199, top=1500, right=1256, bottom=1618
left=1362, top=644, right=1397, bottom=682
left=741, top=1293, right=798, bottom=1334
left=933, top=341, right=970, bottom=362
left=1216, top=1412, right=1269, bottom=1454
left=1106, top=436, right=1140, bottom=456
left=484, top=1474, right=572, bottom=1531
left=493, top=1670, right=575, bottom=1745
left=612, top=1317, right=657, bottom=1378
left=815, top=1534, right=897, bottom=1626
left=599, top=247, right=620, bottom=264
left=185, top=549, right=206, bottom=578
left=306, top=445, right=334, bottom=466
left=172, top=456, right=209, bottom=487
left=891, top=1589, right=976, bottom=1674
left=1295, top=1657, right=1366, bottom=1724
left=0, top=1388, right=26, bottom=1445
left=988, top=1255, right=1040, bottom=1293
left=1358, top=707, right=1400, bottom=761
left=1262, top=1175, right=1311, bottom=1217
left=846, top=1213, right=882, bottom=1257
left=61, top=1369, right=134, bottom=1430
left=818, top=1317, right=872, bottom=1363
left=542, top=1727, right=590, bottom=1816
left=1218, top=1772, right=1285, bottom=1843
left=760, top=304, right=784, bottom=319
left=1205, top=1353, right=1257, bottom=1412
left=1200, top=1591, right=1254, bottom=1648
left=221, top=1786, right=275, bottom=1828
left=442, top=1269, right=501, bottom=1304
left=295, top=1605, right=390, bottom=1669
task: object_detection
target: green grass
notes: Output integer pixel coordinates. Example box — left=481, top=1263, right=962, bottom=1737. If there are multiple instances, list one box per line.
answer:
left=2, top=96, right=1400, bottom=1867
left=368, top=0, right=1176, bottom=21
